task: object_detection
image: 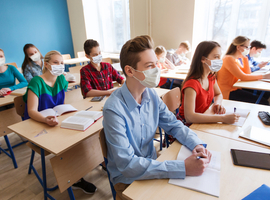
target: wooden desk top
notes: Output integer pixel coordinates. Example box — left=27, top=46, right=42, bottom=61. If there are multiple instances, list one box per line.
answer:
left=233, top=80, right=270, bottom=91
left=64, top=57, right=89, bottom=65
left=10, top=87, right=27, bottom=96
left=0, top=95, right=16, bottom=107
left=190, top=99, right=270, bottom=149
left=123, top=130, right=270, bottom=200
left=160, top=70, right=187, bottom=80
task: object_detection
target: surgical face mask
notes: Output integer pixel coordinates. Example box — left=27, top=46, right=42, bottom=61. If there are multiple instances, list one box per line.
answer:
left=158, top=57, right=165, bottom=63
left=48, top=63, right=65, bottom=76
left=241, top=48, right=250, bottom=57
left=0, top=57, right=5, bottom=66
left=30, top=52, right=41, bottom=62
left=205, top=58, right=223, bottom=72
left=132, top=67, right=161, bottom=88
left=253, top=52, right=261, bottom=58
left=92, top=54, right=102, bottom=64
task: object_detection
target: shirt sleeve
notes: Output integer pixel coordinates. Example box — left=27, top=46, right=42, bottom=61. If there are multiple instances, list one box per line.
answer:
left=23, top=65, right=34, bottom=83
left=223, top=56, right=262, bottom=81
left=110, top=64, right=124, bottom=83
left=80, top=66, right=92, bottom=97
left=9, top=66, right=28, bottom=91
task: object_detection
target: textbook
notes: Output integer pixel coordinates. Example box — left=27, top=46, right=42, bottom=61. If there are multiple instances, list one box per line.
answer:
left=169, top=146, right=221, bottom=197
left=224, top=107, right=250, bottom=127
left=40, top=104, right=77, bottom=117
left=242, top=184, right=270, bottom=200
left=60, top=110, right=103, bottom=131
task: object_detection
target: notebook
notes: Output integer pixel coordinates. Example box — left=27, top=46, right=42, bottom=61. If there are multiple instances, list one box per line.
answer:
left=60, top=110, right=103, bottom=131
left=242, top=184, right=270, bottom=200
left=169, top=146, right=221, bottom=197
left=239, top=126, right=270, bottom=147
left=39, top=104, right=77, bottom=117
left=224, top=107, right=250, bottom=127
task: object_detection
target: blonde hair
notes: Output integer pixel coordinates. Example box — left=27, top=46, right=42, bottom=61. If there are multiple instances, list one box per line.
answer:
left=0, top=48, right=4, bottom=54
left=179, top=41, right=191, bottom=51
left=226, top=36, right=250, bottom=55
left=155, top=46, right=167, bottom=56
left=42, top=50, right=62, bottom=73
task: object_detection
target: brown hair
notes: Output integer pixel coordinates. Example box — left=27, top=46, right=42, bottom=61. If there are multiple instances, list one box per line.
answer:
left=155, top=46, right=166, bottom=56
left=22, top=44, right=43, bottom=74
left=43, top=50, right=62, bottom=73
left=225, top=36, right=250, bottom=55
left=120, top=35, right=154, bottom=76
left=179, top=41, right=191, bottom=51
left=182, top=41, right=220, bottom=88
left=84, top=39, right=99, bottom=55
left=250, top=40, right=266, bottom=49
left=0, top=48, right=3, bottom=53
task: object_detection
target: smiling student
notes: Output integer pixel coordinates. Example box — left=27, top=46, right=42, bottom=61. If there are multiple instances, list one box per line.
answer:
left=22, top=44, right=43, bottom=83
left=80, top=39, right=125, bottom=98
left=103, top=35, right=212, bottom=200
left=178, top=41, right=239, bottom=126
left=0, top=48, right=27, bottom=97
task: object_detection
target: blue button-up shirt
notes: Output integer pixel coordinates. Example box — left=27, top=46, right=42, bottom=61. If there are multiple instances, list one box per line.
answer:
left=103, top=83, right=205, bottom=185
left=247, top=54, right=260, bottom=72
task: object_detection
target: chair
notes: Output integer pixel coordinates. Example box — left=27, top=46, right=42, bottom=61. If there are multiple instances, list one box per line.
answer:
left=77, top=51, right=85, bottom=58
left=158, top=87, right=181, bottom=150
left=6, top=62, right=18, bottom=68
left=99, top=128, right=116, bottom=200
left=62, top=54, right=71, bottom=60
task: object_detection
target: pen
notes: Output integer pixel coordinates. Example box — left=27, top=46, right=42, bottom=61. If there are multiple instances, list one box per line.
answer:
left=196, top=156, right=201, bottom=160
left=85, top=106, right=93, bottom=111
left=234, top=107, right=236, bottom=113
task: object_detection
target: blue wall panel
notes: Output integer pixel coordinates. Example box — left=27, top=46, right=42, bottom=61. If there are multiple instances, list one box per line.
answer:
left=0, top=0, right=74, bottom=67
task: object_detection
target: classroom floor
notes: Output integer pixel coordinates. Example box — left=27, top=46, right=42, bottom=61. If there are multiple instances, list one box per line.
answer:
left=0, top=132, right=163, bottom=200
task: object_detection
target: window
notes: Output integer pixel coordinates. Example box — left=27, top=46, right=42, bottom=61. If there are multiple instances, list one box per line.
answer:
left=82, top=0, right=130, bottom=53
left=193, top=0, right=270, bottom=58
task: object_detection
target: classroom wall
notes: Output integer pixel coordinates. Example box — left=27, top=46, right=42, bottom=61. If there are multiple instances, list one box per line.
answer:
left=66, top=0, right=87, bottom=58
left=0, top=0, right=74, bottom=68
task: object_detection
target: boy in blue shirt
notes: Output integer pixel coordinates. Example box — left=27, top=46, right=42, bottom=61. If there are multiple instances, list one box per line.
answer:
left=103, top=35, right=212, bottom=199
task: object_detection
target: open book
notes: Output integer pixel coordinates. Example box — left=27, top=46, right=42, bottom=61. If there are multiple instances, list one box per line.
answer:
left=60, top=110, right=103, bottom=131
left=40, top=104, right=77, bottom=117
left=224, top=107, right=250, bottom=126
left=169, top=146, right=221, bottom=197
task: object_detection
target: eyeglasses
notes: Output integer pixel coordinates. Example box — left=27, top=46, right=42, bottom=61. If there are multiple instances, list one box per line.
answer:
left=241, top=45, right=250, bottom=49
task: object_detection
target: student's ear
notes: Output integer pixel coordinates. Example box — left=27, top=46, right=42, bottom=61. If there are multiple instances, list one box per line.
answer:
left=85, top=54, right=90, bottom=59
left=201, top=56, right=206, bottom=64
left=124, top=65, right=134, bottom=77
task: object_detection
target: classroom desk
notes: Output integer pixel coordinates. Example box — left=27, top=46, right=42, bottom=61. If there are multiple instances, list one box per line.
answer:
left=123, top=129, right=270, bottom=200
left=63, top=57, right=89, bottom=65
left=190, top=99, right=270, bottom=149
left=0, top=95, right=16, bottom=107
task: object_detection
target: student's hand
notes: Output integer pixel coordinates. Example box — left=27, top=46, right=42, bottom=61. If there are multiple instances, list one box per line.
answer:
left=263, top=73, right=270, bottom=79
left=0, top=88, right=11, bottom=96
left=192, top=145, right=212, bottom=163
left=185, top=152, right=209, bottom=176
left=108, top=87, right=118, bottom=95
left=212, top=104, right=226, bottom=114
left=259, top=61, right=268, bottom=69
left=222, top=113, right=240, bottom=124
left=44, top=116, right=58, bottom=126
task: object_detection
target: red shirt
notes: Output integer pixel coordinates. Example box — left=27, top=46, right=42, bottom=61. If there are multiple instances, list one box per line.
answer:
left=80, top=62, right=124, bottom=97
left=179, top=75, right=215, bottom=119
left=156, top=62, right=168, bottom=86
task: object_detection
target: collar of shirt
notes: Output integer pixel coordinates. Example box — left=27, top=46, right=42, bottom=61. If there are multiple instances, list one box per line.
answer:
left=31, top=59, right=43, bottom=68
left=120, top=83, right=150, bottom=112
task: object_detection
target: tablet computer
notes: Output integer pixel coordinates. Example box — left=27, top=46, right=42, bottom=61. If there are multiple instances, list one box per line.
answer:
left=90, top=96, right=105, bottom=102
left=231, top=149, right=270, bottom=170
left=239, top=126, right=270, bottom=147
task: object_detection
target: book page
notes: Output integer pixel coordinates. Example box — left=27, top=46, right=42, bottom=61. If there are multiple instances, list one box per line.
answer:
left=224, top=107, right=250, bottom=127
left=53, top=104, right=77, bottom=116
left=62, top=116, right=94, bottom=125
left=40, top=108, right=58, bottom=117
left=74, top=111, right=103, bottom=120
left=169, top=145, right=221, bottom=197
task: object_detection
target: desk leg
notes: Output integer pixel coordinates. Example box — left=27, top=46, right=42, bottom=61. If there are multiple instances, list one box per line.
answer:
left=4, top=135, right=18, bottom=169
left=255, top=91, right=265, bottom=104
left=67, top=187, right=75, bottom=200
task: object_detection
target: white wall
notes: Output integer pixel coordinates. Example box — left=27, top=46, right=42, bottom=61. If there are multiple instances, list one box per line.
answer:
left=66, top=0, right=87, bottom=58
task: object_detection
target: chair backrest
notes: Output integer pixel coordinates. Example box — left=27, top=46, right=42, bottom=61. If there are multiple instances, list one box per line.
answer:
left=77, top=51, right=85, bottom=58
left=14, top=96, right=25, bottom=117
left=102, top=57, right=112, bottom=64
left=6, top=62, right=18, bottom=68
left=62, top=54, right=71, bottom=60
left=162, top=87, right=181, bottom=112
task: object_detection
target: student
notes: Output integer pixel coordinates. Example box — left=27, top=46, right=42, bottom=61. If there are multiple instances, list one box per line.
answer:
left=247, top=40, right=268, bottom=72
left=178, top=41, right=239, bottom=126
left=0, top=48, right=27, bottom=97
left=23, top=50, right=97, bottom=194
left=22, top=44, right=44, bottom=83
left=155, top=45, right=175, bottom=88
left=217, top=36, right=270, bottom=105
left=166, top=40, right=191, bottom=66
left=103, top=35, right=212, bottom=200
left=80, top=39, right=125, bottom=98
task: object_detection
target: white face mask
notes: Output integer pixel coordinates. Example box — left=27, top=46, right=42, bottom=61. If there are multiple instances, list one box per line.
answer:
left=30, top=52, right=41, bottom=62
left=205, top=58, right=223, bottom=72
left=241, top=48, right=250, bottom=57
left=158, top=57, right=165, bottom=63
left=253, top=52, right=261, bottom=58
left=0, top=57, right=5, bottom=66
left=48, top=63, right=65, bottom=76
left=132, top=67, right=161, bottom=88
left=92, top=54, right=102, bottom=64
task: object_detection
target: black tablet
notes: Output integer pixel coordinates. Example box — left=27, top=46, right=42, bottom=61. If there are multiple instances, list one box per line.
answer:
left=231, top=149, right=270, bottom=170
left=91, top=96, right=105, bottom=102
